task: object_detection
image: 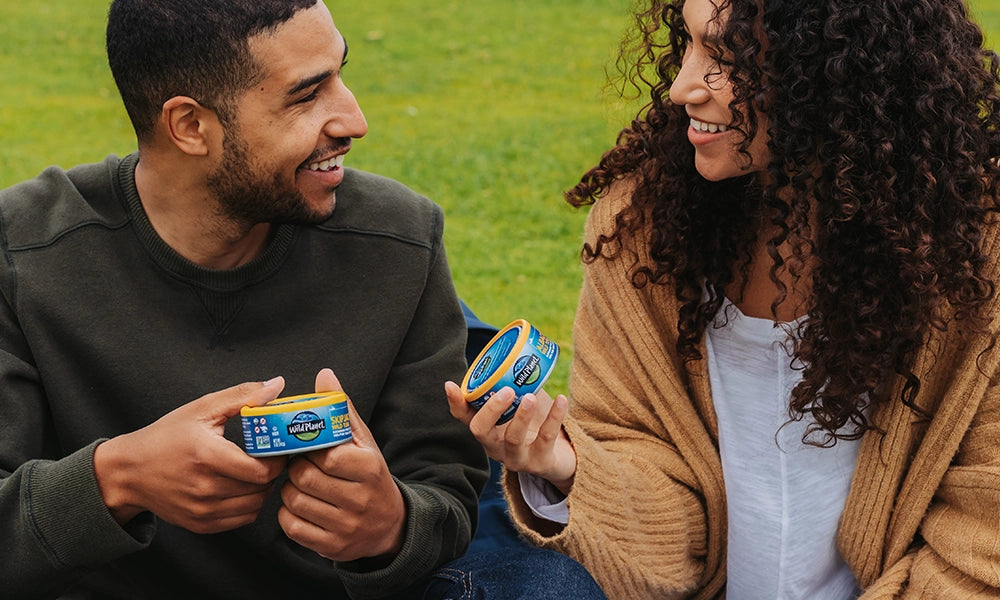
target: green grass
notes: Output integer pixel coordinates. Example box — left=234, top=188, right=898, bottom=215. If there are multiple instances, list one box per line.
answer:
left=332, top=2, right=637, bottom=393
left=2, top=1, right=999, bottom=392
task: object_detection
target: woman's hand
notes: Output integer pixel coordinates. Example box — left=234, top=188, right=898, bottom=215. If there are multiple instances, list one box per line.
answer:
left=445, top=382, right=577, bottom=495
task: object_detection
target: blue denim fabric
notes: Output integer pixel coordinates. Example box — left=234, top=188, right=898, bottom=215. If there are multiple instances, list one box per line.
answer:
left=412, top=546, right=607, bottom=600
left=467, top=457, right=528, bottom=554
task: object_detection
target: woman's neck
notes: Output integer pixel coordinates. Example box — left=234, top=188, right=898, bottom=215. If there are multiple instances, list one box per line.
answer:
left=726, top=223, right=815, bottom=323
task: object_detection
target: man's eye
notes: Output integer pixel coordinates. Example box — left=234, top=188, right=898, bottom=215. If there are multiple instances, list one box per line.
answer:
left=298, top=89, right=319, bottom=104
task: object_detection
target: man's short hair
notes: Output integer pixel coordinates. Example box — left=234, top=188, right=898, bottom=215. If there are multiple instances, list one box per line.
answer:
left=106, top=0, right=318, bottom=142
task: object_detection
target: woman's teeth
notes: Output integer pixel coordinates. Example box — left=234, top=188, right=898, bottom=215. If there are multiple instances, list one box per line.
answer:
left=690, top=118, right=728, bottom=133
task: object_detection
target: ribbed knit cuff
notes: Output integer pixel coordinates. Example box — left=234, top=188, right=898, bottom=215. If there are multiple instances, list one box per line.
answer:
left=504, top=420, right=705, bottom=598
left=25, top=440, right=154, bottom=568
left=336, top=479, right=450, bottom=599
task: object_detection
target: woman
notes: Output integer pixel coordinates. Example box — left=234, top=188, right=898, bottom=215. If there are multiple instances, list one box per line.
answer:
left=447, top=0, right=1000, bottom=597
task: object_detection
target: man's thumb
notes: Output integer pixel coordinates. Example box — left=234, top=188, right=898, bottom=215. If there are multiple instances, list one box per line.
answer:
left=206, top=377, right=286, bottom=422
left=314, top=368, right=344, bottom=393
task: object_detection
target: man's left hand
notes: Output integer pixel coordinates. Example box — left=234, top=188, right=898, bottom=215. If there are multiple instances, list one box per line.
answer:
left=278, top=368, right=406, bottom=562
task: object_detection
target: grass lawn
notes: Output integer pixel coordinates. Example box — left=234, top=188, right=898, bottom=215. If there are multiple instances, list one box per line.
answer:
left=2, top=0, right=999, bottom=392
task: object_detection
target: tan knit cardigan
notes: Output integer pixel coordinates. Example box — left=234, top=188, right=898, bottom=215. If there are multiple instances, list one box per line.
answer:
left=504, top=181, right=1000, bottom=599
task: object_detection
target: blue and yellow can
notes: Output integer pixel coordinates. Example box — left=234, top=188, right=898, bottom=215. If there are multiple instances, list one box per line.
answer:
left=240, top=392, right=352, bottom=457
left=461, top=319, right=560, bottom=424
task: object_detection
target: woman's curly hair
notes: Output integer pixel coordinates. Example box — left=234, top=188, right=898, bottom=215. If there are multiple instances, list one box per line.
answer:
left=568, top=0, right=1000, bottom=444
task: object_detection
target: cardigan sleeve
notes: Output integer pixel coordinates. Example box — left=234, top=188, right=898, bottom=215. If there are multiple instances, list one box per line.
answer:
left=850, top=216, right=1000, bottom=598
left=860, top=381, right=1000, bottom=599
left=503, top=180, right=727, bottom=600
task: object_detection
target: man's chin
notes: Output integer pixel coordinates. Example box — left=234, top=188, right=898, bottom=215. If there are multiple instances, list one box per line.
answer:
left=308, top=190, right=337, bottom=221
left=272, top=195, right=337, bottom=226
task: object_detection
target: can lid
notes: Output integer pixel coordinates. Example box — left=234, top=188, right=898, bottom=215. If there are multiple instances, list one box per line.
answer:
left=240, top=391, right=347, bottom=417
left=460, top=319, right=530, bottom=399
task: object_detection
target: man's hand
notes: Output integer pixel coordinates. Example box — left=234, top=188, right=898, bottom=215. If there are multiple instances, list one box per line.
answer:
left=446, top=381, right=577, bottom=495
left=278, top=368, right=406, bottom=562
left=93, top=378, right=289, bottom=533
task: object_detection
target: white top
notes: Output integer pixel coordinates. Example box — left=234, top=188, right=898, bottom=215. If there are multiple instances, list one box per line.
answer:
left=521, top=299, right=861, bottom=599
left=705, top=300, right=860, bottom=598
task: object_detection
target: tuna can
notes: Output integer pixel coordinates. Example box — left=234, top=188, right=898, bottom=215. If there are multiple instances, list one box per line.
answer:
left=461, top=319, right=560, bottom=424
left=240, top=392, right=352, bottom=457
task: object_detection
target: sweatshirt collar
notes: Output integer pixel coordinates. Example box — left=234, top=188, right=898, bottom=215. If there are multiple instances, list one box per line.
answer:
left=115, top=152, right=296, bottom=293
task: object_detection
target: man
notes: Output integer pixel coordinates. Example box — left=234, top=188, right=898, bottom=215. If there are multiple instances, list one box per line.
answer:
left=0, top=1, right=488, bottom=597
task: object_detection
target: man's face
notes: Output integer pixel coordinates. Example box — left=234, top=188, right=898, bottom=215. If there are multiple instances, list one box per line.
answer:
left=209, top=2, right=367, bottom=226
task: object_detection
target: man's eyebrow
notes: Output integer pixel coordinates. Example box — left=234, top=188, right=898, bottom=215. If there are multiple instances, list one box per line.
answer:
left=284, top=39, right=349, bottom=97
left=286, top=71, right=333, bottom=97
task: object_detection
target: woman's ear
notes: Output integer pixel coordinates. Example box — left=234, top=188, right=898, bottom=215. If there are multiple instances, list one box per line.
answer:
left=160, top=96, right=220, bottom=156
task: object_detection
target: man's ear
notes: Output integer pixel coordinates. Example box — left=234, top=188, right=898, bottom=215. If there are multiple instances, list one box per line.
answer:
left=160, top=96, right=221, bottom=156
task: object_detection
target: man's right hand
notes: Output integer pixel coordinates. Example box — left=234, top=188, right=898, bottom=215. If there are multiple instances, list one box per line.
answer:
left=92, top=378, right=288, bottom=533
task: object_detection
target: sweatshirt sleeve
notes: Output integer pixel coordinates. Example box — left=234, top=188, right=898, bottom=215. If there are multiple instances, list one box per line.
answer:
left=0, top=285, right=153, bottom=597
left=503, top=181, right=725, bottom=600
left=335, top=214, right=489, bottom=599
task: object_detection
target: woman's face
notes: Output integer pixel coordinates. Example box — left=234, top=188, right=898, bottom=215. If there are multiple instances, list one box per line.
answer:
left=669, top=0, right=770, bottom=182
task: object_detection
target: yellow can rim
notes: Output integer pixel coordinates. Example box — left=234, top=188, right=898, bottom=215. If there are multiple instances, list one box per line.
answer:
left=240, top=391, right=347, bottom=417
left=460, top=319, right=530, bottom=401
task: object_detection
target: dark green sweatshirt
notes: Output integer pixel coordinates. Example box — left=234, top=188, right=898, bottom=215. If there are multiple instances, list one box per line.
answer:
left=0, top=153, right=488, bottom=599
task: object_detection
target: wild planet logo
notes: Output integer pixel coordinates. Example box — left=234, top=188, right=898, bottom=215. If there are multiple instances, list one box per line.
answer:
left=287, top=411, right=326, bottom=442
left=512, top=354, right=541, bottom=387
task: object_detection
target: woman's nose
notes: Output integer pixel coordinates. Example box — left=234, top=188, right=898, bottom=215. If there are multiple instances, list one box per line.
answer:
left=668, top=54, right=713, bottom=107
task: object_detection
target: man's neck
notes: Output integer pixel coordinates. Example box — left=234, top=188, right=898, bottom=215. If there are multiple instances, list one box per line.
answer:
left=134, top=156, right=273, bottom=270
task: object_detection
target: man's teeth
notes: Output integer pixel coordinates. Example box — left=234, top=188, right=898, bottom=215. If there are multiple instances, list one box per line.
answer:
left=690, top=118, right=728, bottom=133
left=307, top=155, right=345, bottom=171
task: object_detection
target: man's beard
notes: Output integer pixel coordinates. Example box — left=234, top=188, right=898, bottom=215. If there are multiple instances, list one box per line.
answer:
left=207, top=130, right=335, bottom=228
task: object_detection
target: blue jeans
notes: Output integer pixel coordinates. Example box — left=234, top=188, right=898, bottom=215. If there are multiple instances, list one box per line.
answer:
left=391, top=546, right=607, bottom=600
